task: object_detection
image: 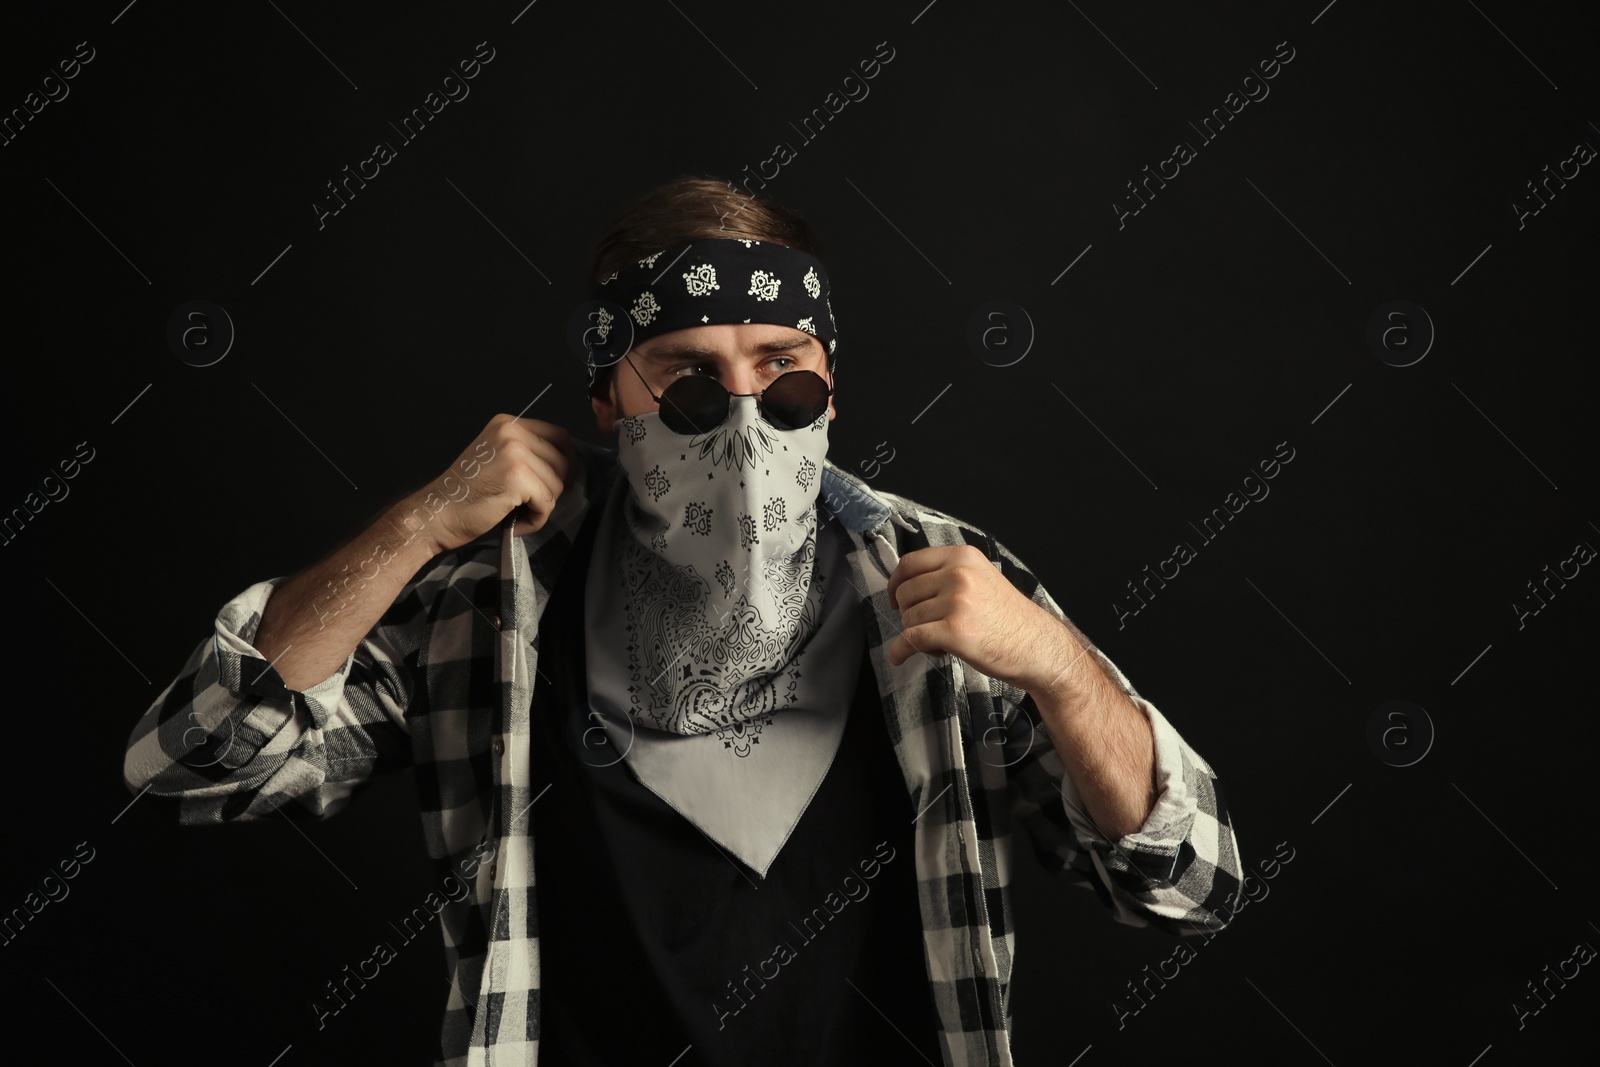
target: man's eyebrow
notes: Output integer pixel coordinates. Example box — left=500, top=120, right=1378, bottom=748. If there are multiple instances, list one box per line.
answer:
left=640, top=337, right=816, bottom=362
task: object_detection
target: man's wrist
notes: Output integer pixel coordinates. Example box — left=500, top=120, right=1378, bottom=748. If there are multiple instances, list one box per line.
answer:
left=1028, top=620, right=1095, bottom=712
left=383, top=492, right=449, bottom=561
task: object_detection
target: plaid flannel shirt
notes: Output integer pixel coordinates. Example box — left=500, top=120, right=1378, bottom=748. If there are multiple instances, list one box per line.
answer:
left=124, top=438, right=1243, bottom=1066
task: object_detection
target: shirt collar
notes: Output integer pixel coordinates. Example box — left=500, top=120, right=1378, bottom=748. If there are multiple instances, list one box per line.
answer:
left=818, top=462, right=892, bottom=533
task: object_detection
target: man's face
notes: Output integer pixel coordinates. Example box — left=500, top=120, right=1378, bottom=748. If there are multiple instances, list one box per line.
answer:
left=591, top=323, right=837, bottom=434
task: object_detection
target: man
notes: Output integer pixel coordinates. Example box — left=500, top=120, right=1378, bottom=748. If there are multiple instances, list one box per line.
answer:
left=124, top=175, right=1243, bottom=1066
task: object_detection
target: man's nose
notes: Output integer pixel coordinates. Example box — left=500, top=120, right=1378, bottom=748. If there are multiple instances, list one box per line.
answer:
left=725, top=367, right=765, bottom=396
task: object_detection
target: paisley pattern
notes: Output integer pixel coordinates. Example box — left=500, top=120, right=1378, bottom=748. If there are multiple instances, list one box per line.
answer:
left=630, top=290, right=661, bottom=326
left=587, top=238, right=839, bottom=399
left=748, top=269, right=781, bottom=302
left=593, top=306, right=615, bottom=343
left=682, top=501, right=714, bottom=536
left=691, top=412, right=778, bottom=473
left=713, top=713, right=773, bottom=758
left=643, top=465, right=670, bottom=501
left=609, top=393, right=832, bottom=742
left=582, top=468, right=865, bottom=877
left=617, top=527, right=825, bottom=736
left=683, top=263, right=719, bottom=296
left=737, top=513, right=759, bottom=550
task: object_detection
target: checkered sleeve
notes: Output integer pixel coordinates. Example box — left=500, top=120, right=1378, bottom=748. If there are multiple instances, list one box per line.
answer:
left=122, top=559, right=452, bottom=824
left=988, top=538, right=1245, bottom=939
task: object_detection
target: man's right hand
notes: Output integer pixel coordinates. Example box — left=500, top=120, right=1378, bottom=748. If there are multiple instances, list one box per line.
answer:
left=248, top=416, right=577, bottom=692
left=408, top=415, right=579, bottom=555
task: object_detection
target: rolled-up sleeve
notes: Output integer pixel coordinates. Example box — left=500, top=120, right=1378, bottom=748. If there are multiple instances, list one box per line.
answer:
left=123, top=564, right=431, bottom=824
left=989, top=539, right=1244, bottom=938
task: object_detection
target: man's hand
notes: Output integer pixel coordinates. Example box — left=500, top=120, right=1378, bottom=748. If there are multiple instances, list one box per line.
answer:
left=250, top=415, right=576, bottom=691
left=419, top=415, right=578, bottom=554
left=884, top=545, right=1074, bottom=693
left=886, top=545, right=1158, bottom=838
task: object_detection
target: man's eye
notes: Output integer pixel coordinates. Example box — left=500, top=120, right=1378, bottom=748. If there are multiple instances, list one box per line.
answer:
left=670, top=356, right=798, bottom=378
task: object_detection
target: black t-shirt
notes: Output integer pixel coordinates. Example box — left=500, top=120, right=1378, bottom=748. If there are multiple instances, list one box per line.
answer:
left=530, top=501, right=946, bottom=1067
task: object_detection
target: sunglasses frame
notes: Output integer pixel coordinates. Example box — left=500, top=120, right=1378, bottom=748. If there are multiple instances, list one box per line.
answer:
left=619, top=352, right=834, bottom=436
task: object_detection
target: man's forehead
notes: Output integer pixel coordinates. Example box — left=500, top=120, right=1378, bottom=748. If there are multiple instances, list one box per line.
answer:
left=636, top=325, right=821, bottom=362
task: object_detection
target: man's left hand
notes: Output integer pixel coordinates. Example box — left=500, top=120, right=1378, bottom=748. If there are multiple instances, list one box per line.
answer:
left=884, top=546, right=1075, bottom=697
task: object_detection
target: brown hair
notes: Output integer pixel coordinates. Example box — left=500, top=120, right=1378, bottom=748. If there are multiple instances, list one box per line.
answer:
left=585, top=175, right=832, bottom=399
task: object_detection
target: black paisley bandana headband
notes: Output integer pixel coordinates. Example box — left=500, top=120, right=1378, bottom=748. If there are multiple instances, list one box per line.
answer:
left=583, top=238, right=838, bottom=389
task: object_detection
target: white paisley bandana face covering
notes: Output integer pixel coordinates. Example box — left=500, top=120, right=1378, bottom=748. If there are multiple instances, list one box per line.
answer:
left=582, top=397, right=867, bottom=877
left=614, top=396, right=830, bottom=733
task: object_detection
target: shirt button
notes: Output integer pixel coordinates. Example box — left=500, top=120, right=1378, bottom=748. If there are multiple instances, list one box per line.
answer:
left=491, top=614, right=502, bottom=630
left=492, top=738, right=504, bottom=757
left=488, top=862, right=498, bottom=881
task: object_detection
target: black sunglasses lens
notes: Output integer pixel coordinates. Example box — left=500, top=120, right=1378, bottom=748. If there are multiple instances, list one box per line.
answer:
left=659, top=376, right=728, bottom=435
left=762, top=371, right=829, bottom=429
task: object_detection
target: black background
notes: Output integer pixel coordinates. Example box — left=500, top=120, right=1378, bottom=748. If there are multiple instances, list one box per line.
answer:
left=2, top=0, right=1596, bottom=1063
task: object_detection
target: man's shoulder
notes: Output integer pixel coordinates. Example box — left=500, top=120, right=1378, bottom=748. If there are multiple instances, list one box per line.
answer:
left=872, top=485, right=1000, bottom=552
left=870, top=484, right=1044, bottom=577
left=871, top=484, right=1051, bottom=601
left=820, top=460, right=1000, bottom=553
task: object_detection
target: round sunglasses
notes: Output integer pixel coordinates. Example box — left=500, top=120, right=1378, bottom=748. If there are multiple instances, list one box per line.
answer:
left=621, top=354, right=833, bottom=435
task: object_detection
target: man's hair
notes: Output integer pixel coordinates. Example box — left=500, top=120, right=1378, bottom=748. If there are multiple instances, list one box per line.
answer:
left=585, top=175, right=832, bottom=400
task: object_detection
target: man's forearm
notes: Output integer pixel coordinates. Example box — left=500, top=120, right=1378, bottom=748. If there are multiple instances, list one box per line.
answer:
left=252, top=498, right=443, bottom=692
left=1028, top=626, right=1157, bottom=841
